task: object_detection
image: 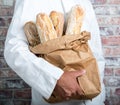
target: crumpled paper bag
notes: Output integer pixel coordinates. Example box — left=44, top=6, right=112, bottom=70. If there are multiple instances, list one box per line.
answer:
left=30, top=31, right=101, bottom=103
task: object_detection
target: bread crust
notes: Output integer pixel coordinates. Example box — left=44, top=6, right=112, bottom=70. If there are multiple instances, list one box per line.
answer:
left=50, top=11, right=64, bottom=37
left=36, top=13, right=57, bottom=43
left=65, top=5, right=85, bottom=35
left=24, top=21, right=40, bottom=46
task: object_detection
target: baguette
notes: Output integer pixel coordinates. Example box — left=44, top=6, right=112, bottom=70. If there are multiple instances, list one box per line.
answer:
left=65, top=5, right=85, bottom=35
left=36, top=13, right=57, bottom=43
left=50, top=11, right=64, bottom=37
left=24, top=21, right=40, bottom=46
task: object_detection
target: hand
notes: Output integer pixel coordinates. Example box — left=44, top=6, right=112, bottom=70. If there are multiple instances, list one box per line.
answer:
left=54, top=70, right=86, bottom=100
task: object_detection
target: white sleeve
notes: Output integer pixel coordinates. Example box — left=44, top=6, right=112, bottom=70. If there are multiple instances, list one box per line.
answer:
left=4, top=0, right=63, bottom=99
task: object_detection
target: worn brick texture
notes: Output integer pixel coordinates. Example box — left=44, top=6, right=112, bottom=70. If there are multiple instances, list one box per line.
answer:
left=0, top=0, right=120, bottom=105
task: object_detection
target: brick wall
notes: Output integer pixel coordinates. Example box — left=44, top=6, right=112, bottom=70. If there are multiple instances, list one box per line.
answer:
left=0, top=0, right=31, bottom=105
left=0, top=0, right=120, bottom=105
left=91, top=0, right=120, bottom=105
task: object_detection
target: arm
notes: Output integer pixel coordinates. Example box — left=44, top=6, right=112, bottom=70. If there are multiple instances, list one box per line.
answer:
left=4, top=0, right=63, bottom=99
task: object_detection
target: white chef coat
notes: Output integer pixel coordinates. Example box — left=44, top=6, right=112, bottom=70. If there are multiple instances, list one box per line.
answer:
left=4, top=0, right=106, bottom=105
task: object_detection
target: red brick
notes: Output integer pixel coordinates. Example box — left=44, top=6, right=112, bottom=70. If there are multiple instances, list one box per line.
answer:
left=105, top=57, right=120, bottom=66
left=104, top=99, right=109, bottom=105
left=0, top=48, right=4, bottom=57
left=104, top=68, right=113, bottom=76
left=8, top=70, right=18, bottom=77
left=115, top=27, right=120, bottom=35
left=0, top=17, right=6, bottom=26
left=107, top=0, right=120, bottom=4
left=114, top=68, right=120, bottom=76
left=0, top=79, right=30, bottom=89
left=7, top=17, right=12, bottom=26
left=103, top=47, right=120, bottom=57
left=0, top=90, right=13, bottom=99
left=0, top=0, right=15, bottom=6
left=0, top=100, right=14, bottom=105
left=105, top=87, right=115, bottom=97
left=105, top=87, right=120, bottom=97
left=0, top=17, right=12, bottom=27
left=0, top=69, right=18, bottom=78
left=104, top=77, right=120, bottom=87
left=101, top=36, right=120, bottom=46
left=105, top=96, right=120, bottom=105
left=100, top=27, right=113, bottom=36
left=0, top=28, right=8, bottom=37
left=100, top=26, right=120, bottom=36
left=0, top=58, right=9, bottom=68
left=0, top=39, right=5, bottom=48
left=0, top=6, right=14, bottom=16
left=0, top=80, right=4, bottom=89
left=94, top=6, right=120, bottom=15
left=115, top=88, right=120, bottom=96
left=91, top=0, right=106, bottom=4
left=97, top=17, right=120, bottom=25
left=14, top=89, right=31, bottom=99
left=13, top=100, right=31, bottom=105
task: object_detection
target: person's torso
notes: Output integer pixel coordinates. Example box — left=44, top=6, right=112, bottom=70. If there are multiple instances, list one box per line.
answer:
left=13, top=0, right=103, bottom=105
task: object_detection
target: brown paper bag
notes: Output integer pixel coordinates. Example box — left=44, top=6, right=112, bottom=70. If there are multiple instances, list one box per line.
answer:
left=30, top=31, right=101, bottom=103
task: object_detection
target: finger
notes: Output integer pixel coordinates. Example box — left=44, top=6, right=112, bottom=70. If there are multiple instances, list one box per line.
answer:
left=64, top=90, right=72, bottom=97
left=76, top=88, right=84, bottom=95
left=59, top=88, right=72, bottom=99
left=73, top=70, right=86, bottom=77
left=54, top=85, right=66, bottom=98
left=64, top=92, right=72, bottom=100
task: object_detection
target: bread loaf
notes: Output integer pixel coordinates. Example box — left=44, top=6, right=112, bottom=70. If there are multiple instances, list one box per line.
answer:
left=36, top=13, right=57, bottom=43
left=24, top=21, right=40, bottom=46
left=65, top=5, right=85, bottom=35
left=50, top=11, right=64, bottom=37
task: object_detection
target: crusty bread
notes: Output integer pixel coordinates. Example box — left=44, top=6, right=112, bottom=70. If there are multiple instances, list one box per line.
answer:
left=50, top=11, right=64, bottom=37
left=24, top=21, right=40, bottom=46
left=65, top=5, right=85, bottom=35
left=36, top=13, right=57, bottom=43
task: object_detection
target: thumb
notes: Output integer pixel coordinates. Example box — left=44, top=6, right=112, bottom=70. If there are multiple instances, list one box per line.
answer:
left=73, top=70, right=86, bottom=77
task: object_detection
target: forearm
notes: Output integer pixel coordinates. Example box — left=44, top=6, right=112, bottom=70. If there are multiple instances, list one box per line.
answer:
left=4, top=28, right=63, bottom=99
